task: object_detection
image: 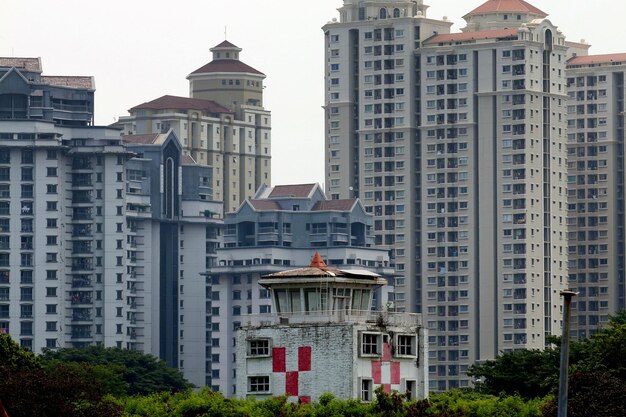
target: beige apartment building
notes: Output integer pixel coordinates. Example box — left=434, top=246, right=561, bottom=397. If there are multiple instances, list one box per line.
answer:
left=565, top=54, right=626, bottom=339
left=324, top=0, right=580, bottom=390
left=117, top=41, right=271, bottom=212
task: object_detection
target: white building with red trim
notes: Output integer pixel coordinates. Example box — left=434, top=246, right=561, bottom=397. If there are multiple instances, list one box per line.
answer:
left=235, top=253, right=428, bottom=402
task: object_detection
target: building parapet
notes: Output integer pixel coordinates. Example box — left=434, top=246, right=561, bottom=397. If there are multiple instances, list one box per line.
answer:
left=239, top=310, right=422, bottom=328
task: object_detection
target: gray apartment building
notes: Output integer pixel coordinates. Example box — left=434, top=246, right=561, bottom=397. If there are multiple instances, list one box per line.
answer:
left=323, top=0, right=625, bottom=390
left=0, top=57, right=221, bottom=388
left=208, top=183, right=395, bottom=395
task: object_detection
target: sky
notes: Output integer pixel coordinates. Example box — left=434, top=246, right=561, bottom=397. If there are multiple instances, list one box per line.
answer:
left=1, top=0, right=624, bottom=187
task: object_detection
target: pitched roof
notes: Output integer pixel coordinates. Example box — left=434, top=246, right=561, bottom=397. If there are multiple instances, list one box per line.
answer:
left=268, top=184, right=317, bottom=198
left=130, top=95, right=230, bottom=114
left=464, top=0, right=547, bottom=18
left=190, top=59, right=264, bottom=76
left=312, top=198, right=357, bottom=211
left=42, top=75, right=94, bottom=90
left=423, top=28, right=518, bottom=45
left=181, top=154, right=197, bottom=165
left=309, top=252, right=327, bottom=269
left=0, top=57, right=41, bottom=72
left=567, top=53, right=626, bottom=66
left=122, top=133, right=160, bottom=145
left=213, top=40, right=239, bottom=49
left=248, top=199, right=282, bottom=211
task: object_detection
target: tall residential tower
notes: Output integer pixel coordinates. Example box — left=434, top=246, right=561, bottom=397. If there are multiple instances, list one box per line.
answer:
left=323, top=0, right=571, bottom=389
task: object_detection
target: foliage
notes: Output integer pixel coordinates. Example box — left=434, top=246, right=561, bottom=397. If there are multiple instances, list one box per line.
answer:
left=573, top=316, right=626, bottom=380
left=541, top=371, right=626, bottom=417
left=120, top=388, right=547, bottom=417
left=41, top=345, right=192, bottom=395
left=0, top=332, right=40, bottom=369
left=467, top=348, right=562, bottom=398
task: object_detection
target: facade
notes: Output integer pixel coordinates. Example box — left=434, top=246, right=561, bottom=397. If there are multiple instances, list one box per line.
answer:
left=122, top=132, right=222, bottom=388
left=208, top=183, right=395, bottom=395
left=0, top=58, right=222, bottom=389
left=235, top=254, right=428, bottom=402
left=117, top=41, right=271, bottom=212
left=323, top=0, right=575, bottom=390
left=564, top=54, right=626, bottom=339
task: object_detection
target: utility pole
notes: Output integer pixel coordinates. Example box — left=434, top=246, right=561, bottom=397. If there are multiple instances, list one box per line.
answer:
left=557, top=290, right=577, bottom=417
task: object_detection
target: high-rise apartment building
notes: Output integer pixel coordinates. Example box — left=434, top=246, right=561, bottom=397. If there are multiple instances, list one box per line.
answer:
left=0, top=58, right=222, bottom=389
left=324, top=0, right=574, bottom=390
left=565, top=54, right=626, bottom=339
left=117, top=41, right=271, bottom=212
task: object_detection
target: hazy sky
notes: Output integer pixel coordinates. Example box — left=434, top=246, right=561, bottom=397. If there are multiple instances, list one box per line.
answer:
left=1, top=0, right=624, bottom=187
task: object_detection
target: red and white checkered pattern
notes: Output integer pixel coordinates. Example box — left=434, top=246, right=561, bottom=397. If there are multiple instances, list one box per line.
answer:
left=272, top=346, right=312, bottom=403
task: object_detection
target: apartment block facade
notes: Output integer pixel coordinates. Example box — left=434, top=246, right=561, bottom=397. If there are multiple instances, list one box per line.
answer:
left=565, top=54, right=626, bottom=339
left=0, top=58, right=222, bottom=389
left=323, top=0, right=625, bottom=390
left=208, top=183, right=395, bottom=395
left=117, top=41, right=271, bottom=212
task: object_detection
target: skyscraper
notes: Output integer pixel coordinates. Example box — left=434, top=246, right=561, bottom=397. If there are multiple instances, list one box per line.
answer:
left=565, top=54, right=626, bottom=339
left=323, top=0, right=575, bottom=389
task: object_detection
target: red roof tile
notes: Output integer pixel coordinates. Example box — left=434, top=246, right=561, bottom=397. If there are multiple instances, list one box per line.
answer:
left=0, top=57, right=41, bottom=72
left=42, top=75, right=94, bottom=90
left=130, top=95, right=230, bottom=114
left=567, top=53, right=626, bottom=66
left=311, top=199, right=357, bottom=211
left=464, top=0, right=547, bottom=18
left=248, top=200, right=282, bottom=211
left=122, top=133, right=160, bottom=144
left=309, top=252, right=328, bottom=269
left=268, top=184, right=317, bottom=198
left=213, top=40, right=239, bottom=49
left=423, top=28, right=518, bottom=45
left=190, top=59, right=264, bottom=76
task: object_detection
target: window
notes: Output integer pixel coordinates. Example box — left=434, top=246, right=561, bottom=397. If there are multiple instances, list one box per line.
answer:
left=248, top=376, right=270, bottom=393
left=396, top=334, right=417, bottom=356
left=248, top=339, right=271, bottom=357
left=361, top=379, right=373, bottom=401
left=361, top=332, right=381, bottom=356
left=46, top=167, right=57, bottom=177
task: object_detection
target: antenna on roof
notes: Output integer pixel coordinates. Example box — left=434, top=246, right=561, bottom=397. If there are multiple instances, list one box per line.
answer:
left=224, top=26, right=227, bottom=40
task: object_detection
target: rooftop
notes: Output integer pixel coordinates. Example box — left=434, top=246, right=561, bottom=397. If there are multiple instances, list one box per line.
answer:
left=212, top=40, right=239, bottom=49
left=130, top=95, right=230, bottom=114
left=41, top=75, right=94, bottom=90
left=0, top=57, right=41, bottom=72
left=189, top=59, right=264, bottom=76
left=268, top=183, right=317, bottom=198
left=567, top=53, right=626, bottom=66
left=464, top=0, right=547, bottom=18
left=423, top=28, right=518, bottom=45
left=122, top=133, right=162, bottom=145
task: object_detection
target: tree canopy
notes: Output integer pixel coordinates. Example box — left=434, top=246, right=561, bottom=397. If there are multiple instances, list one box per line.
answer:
left=41, top=345, right=193, bottom=395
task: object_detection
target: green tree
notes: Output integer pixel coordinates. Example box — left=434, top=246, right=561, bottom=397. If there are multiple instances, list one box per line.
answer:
left=0, top=334, right=123, bottom=417
left=41, top=346, right=192, bottom=395
left=0, top=332, right=40, bottom=369
left=574, top=314, right=626, bottom=380
left=467, top=348, right=561, bottom=398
